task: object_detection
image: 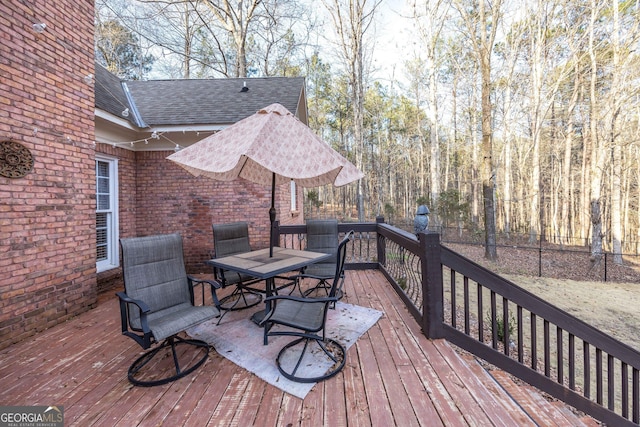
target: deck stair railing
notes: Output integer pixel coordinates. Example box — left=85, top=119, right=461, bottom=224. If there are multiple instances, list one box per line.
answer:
left=275, top=220, right=640, bottom=426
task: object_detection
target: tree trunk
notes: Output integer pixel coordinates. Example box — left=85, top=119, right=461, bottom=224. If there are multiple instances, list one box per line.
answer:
left=478, top=0, right=499, bottom=260
left=561, top=73, right=580, bottom=245
left=588, top=0, right=604, bottom=260
left=480, top=54, right=497, bottom=259
left=610, top=0, right=622, bottom=264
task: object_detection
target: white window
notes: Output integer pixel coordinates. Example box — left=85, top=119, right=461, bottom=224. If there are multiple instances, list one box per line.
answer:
left=96, top=157, right=119, bottom=272
left=290, top=180, right=297, bottom=211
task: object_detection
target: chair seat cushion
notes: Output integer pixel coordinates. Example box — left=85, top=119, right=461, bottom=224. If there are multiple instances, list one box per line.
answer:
left=270, top=299, right=325, bottom=332
left=147, top=303, right=219, bottom=341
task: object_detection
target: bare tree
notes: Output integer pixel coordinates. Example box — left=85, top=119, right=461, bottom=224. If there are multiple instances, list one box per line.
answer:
left=322, top=0, right=381, bottom=221
left=587, top=0, right=607, bottom=261
left=453, top=0, right=503, bottom=260
left=98, top=0, right=311, bottom=78
left=197, top=0, right=261, bottom=77
left=410, top=0, right=449, bottom=209
left=95, top=1, right=156, bottom=79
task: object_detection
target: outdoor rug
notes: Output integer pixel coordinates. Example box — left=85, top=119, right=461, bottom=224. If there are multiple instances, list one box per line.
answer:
left=187, top=301, right=383, bottom=399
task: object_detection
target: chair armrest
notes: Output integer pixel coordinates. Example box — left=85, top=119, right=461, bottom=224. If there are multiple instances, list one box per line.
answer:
left=116, top=291, right=150, bottom=313
left=116, top=291, right=153, bottom=347
left=187, top=275, right=222, bottom=307
left=188, top=275, right=222, bottom=290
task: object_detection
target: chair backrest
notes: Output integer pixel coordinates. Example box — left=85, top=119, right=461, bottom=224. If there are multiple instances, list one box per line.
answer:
left=306, top=219, right=338, bottom=253
left=212, top=222, right=251, bottom=258
left=329, top=230, right=354, bottom=297
left=120, top=233, right=191, bottom=328
left=305, top=219, right=339, bottom=276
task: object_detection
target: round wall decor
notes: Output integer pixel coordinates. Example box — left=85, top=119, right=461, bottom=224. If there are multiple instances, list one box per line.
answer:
left=0, top=140, right=34, bottom=178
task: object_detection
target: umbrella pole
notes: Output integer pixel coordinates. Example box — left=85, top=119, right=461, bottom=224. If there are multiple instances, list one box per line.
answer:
left=269, top=172, right=276, bottom=257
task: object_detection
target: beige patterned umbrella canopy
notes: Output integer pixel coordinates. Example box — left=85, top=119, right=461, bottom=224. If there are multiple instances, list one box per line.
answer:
left=167, top=103, right=363, bottom=188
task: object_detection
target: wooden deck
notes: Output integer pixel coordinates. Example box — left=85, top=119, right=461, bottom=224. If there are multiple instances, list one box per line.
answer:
left=0, top=269, right=600, bottom=426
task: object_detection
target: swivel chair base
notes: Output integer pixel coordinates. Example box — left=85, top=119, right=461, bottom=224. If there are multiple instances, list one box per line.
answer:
left=128, top=336, right=210, bottom=387
left=276, top=336, right=346, bottom=383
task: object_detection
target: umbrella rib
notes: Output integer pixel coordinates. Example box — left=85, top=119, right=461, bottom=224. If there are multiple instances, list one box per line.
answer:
left=236, top=155, right=251, bottom=180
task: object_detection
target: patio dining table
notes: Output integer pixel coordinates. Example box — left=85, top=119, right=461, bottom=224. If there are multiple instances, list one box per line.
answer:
left=205, top=246, right=332, bottom=324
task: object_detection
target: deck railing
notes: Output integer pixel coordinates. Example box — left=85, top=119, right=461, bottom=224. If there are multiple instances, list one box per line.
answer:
left=275, top=219, right=640, bottom=426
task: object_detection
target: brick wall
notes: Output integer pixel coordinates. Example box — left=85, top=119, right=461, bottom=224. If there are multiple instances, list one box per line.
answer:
left=0, top=1, right=96, bottom=349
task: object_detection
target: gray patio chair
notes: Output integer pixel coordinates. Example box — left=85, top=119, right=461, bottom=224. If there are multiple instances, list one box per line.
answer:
left=117, top=233, right=221, bottom=387
left=260, top=230, right=354, bottom=383
left=212, top=222, right=265, bottom=315
left=297, top=219, right=342, bottom=299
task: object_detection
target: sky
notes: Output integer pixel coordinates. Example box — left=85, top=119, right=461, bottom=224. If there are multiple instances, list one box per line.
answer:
left=370, top=0, right=414, bottom=82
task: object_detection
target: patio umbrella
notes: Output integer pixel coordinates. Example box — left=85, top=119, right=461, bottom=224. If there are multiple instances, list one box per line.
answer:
left=166, top=103, right=363, bottom=256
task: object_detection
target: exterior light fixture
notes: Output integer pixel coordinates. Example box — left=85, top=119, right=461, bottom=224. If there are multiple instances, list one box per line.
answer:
left=32, top=23, right=46, bottom=33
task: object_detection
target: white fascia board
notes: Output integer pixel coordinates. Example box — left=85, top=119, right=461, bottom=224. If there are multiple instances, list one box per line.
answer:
left=150, top=124, right=229, bottom=133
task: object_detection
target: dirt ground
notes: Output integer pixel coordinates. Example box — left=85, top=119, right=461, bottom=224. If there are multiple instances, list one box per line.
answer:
left=446, top=243, right=640, bottom=352
left=503, top=275, right=640, bottom=351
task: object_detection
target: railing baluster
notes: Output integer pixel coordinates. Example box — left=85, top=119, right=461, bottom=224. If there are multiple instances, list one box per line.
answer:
left=557, top=327, right=563, bottom=385
left=464, top=276, right=470, bottom=335
left=491, top=291, right=497, bottom=350
left=569, top=334, right=575, bottom=390
left=531, top=313, right=537, bottom=371
left=544, top=319, right=550, bottom=377
left=597, top=348, right=603, bottom=405
left=517, top=306, right=523, bottom=363
left=478, top=283, right=484, bottom=343
left=451, top=269, right=457, bottom=329
left=585, top=342, right=591, bottom=399
left=503, top=297, right=509, bottom=356
left=608, top=354, right=615, bottom=411
left=633, top=367, right=639, bottom=423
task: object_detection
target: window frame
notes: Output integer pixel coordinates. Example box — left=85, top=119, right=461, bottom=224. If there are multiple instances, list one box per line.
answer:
left=290, top=180, right=297, bottom=212
left=95, top=156, right=119, bottom=272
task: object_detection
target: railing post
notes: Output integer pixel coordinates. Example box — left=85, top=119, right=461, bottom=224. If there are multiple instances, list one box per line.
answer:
left=420, top=232, right=444, bottom=339
left=376, top=216, right=386, bottom=267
